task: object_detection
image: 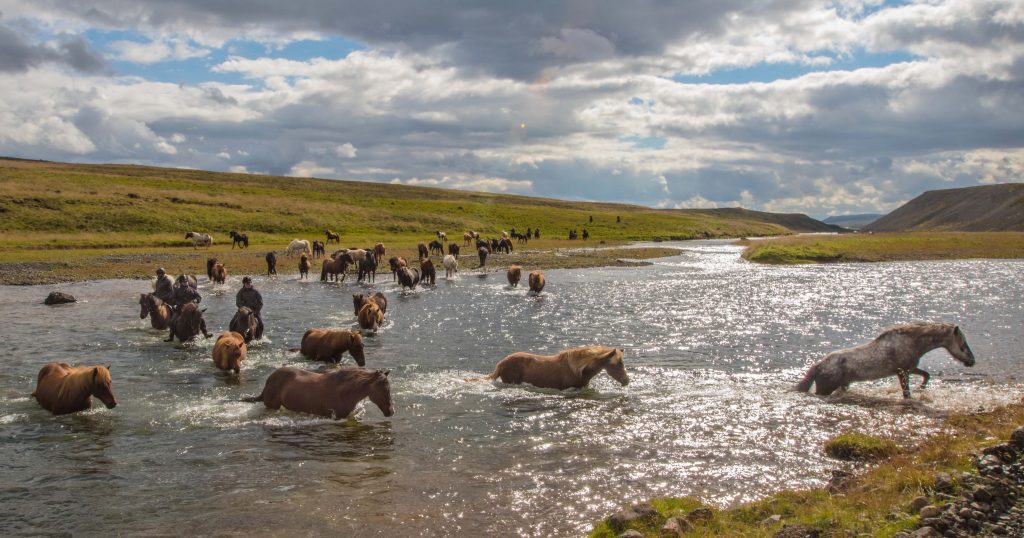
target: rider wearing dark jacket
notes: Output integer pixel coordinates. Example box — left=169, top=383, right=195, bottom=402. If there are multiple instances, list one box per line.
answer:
left=170, top=275, right=211, bottom=338
left=154, top=268, right=174, bottom=303
left=236, top=276, right=265, bottom=337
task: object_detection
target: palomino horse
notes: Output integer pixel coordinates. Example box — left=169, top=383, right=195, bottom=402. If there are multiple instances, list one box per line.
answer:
left=33, top=363, right=117, bottom=415
left=166, top=303, right=209, bottom=343
left=358, top=301, right=384, bottom=333
left=352, top=292, right=388, bottom=317
left=213, top=331, right=246, bottom=374
left=443, top=254, right=458, bottom=279
left=229, top=306, right=261, bottom=343
left=325, top=229, right=341, bottom=244
left=528, top=271, right=545, bottom=294
left=139, top=293, right=172, bottom=330
left=295, top=329, right=366, bottom=366
left=467, top=346, right=629, bottom=390
left=507, top=265, right=522, bottom=287
left=185, top=231, right=212, bottom=248
left=463, top=231, right=476, bottom=246
left=287, top=239, right=311, bottom=257
left=795, top=321, right=976, bottom=399
left=244, top=367, right=393, bottom=419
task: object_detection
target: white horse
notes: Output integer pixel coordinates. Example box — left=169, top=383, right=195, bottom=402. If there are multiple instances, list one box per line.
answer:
left=185, top=232, right=212, bottom=248
left=795, top=321, right=976, bottom=399
left=287, top=239, right=311, bottom=257
left=436, top=231, right=448, bottom=242
left=443, top=254, right=458, bottom=279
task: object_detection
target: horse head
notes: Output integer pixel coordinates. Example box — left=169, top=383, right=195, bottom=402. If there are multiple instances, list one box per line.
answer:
left=946, top=325, right=976, bottom=367
left=367, top=369, right=394, bottom=417
left=139, top=293, right=150, bottom=319
left=602, top=349, right=630, bottom=386
left=349, top=332, right=366, bottom=367
left=91, top=366, right=117, bottom=409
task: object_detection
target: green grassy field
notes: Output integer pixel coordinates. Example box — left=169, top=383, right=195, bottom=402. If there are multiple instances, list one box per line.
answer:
left=741, top=232, right=1024, bottom=264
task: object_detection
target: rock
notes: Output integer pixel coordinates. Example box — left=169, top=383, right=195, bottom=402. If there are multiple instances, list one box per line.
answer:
left=631, top=502, right=659, bottom=519
left=972, top=485, right=993, bottom=502
left=827, top=469, right=854, bottom=492
left=920, top=505, right=943, bottom=519
left=43, top=291, right=76, bottom=305
left=1009, top=426, right=1024, bottom=450
left=980, top=454, right=1002, bottom=469
left=608, top=509, right=640, bottom=531
left=910, top=527, right=940, bottom=538
left=617, top=531, right=644, bottom=538
left=934, top=473, right=954, bottom=493
left=773, top=524, right=820, bottom=538
left=685, top=507, right=713, bottom=523
left=760, top=514, right=783, bottom=526
left=661, top=517, right=690, bottom=536
left=909, top=496, right=930, bottom=513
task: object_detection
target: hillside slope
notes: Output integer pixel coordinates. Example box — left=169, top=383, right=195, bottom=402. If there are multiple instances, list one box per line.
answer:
left=823, top=213, right=883, bottom=230
left=865, top=184, right=1024, bottom=232
left=691, top=207, right=846, bottom=233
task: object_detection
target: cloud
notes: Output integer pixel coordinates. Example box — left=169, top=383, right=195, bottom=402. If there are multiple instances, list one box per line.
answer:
left=0, top=22, right=108, bottom=73
left=109, top=37, right=210, bottom=64
left=289, top=160, right=335, bottom=178
left=335, top=142, right=357, bottom=158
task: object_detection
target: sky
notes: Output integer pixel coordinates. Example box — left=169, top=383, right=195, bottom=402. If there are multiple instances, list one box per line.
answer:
left=0, top=1, right=1022, bottom=218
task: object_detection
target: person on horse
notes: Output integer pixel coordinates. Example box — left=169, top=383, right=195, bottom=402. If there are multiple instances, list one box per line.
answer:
left=154, top=267, right=174, bottom=303
left=235, top=276, right=265, bottom=338
left=170, top=274, right=211, bottom=338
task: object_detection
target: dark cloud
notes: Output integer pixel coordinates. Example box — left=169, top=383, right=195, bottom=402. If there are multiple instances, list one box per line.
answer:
left=0, top=22, right=108, bottom=73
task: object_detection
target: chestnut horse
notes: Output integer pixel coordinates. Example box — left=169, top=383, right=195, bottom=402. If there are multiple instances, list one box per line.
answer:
left=374, top=243, right=386, bottom=268
left=213, top=331, right=246, bottom=373
left=420, top=258, right=436, bottom=286
left=507, top=265, right=522, bottom=287
left=358, top=301, right=384, bottom=333
left=295, top=329, right=366, bottom=366
left=33, top=363, right=117, bottom=415
left=467, top=346, right=629, bottom=390
left=325, top=229, right=341, bottom=244
left=229, top=306, right=261, bottom=343
left=320, top=256, right=348, bottom=282
left=139, top=293, right=172, bottom=330
left=211, top=262, right=227, bottom=285
left=528, top=271, right=545, bottom=294
left=352, top=292, right=388, bottom=317
left=244, top=367, right=393, bottom=419
left=299, top=254, right=311, bottom=279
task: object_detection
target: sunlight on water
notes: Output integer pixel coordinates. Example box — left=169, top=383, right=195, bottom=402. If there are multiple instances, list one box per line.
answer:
left=1, top=241, right=1022, bottom=536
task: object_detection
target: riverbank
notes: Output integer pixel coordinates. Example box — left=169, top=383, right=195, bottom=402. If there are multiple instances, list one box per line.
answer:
left=740, top=232, right=1024, bottom=264
left=0, top=241, right=683, bottom=285
left=591, top=400, right=1024, bottom=537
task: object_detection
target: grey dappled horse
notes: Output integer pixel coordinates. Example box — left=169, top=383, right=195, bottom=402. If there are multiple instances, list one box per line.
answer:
left=795, top=321, right=975, bottom=399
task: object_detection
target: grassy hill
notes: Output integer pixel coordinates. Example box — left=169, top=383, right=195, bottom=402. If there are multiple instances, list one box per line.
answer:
left=822, top=213, right=883, bottom=230
left=865, top=183, right=1024, bottom=232
left=0, top=157, right=824, bottom=250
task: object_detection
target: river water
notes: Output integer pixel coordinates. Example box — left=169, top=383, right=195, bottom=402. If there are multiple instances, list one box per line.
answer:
left=1, top=241, right=1022, bottom=536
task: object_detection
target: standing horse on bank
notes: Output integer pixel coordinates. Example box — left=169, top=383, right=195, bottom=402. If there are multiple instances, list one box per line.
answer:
left=325, top=229, right=341, bottom=244
left=429, top=240, right=444, bottom=256
left=287, top=239, right=311, bottom=257
left=266, top=252, right=277, bottom=275
left=229, top=231, right=249, bottom=249
left=795, top=322, right=976, bottom=399
left=139, top=293, right=172, bottom=330
left=186, top=231, right=213, bottom=248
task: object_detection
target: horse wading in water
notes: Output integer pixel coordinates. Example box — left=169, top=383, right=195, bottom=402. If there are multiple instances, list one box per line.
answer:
left=795, top=321, right=976, bottom=399
left=212, top=332, right=246, bottom=373
left=244, top=367, right=393, bottom=419
left=467, top=346, right=629, bottom=390
left=33, top=363, right=117, bottom=415
left=139, top=293, right=172, bottom=330
left=294, top=329, right=366, bottom=366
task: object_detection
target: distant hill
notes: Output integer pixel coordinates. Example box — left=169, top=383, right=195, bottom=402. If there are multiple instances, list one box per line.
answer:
left=689, top=207, right=846, bottom=233
left=865, top=184, right=1024, bottom=232
left=823, top=213, right=883, bottom=230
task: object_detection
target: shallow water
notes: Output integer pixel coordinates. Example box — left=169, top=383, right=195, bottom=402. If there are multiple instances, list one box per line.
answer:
left=1, top=241, right=1022, bottom=536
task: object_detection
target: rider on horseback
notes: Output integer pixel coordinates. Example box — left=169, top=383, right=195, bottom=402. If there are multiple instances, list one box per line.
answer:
left=236, top=276, right=265, bottom=338
left=154, top=267, right=174, bottom=303
left=170, top=274, right=212, bottom=338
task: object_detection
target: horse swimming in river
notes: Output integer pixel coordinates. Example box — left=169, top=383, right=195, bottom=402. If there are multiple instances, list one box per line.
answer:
left=33, top=363, right=117, bottom=415
left=795, top=321, right=976, bottom=399
left=243, top=367, right=393, bottom=419
left=466, top=346, right=629, bottom=390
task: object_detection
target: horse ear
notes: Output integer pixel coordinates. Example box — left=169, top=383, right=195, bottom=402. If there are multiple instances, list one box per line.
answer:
left=383, top=369, right=391, bottom=377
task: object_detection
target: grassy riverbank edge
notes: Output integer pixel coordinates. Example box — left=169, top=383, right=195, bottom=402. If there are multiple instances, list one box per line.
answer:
left=589, top=400, right=1024, bottom=537
left=740, top=232, right=1024, bottom=265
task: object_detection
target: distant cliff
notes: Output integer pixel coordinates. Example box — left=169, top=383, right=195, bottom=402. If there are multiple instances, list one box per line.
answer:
left=866, top=183, right=1024, bottom=232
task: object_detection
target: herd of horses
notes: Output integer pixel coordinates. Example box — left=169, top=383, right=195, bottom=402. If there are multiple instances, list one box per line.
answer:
left=34, top=228, right=980, bottom=425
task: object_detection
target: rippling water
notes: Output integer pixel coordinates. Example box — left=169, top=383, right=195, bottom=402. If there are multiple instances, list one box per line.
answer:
left=2, top=241, right=1022, bottom=536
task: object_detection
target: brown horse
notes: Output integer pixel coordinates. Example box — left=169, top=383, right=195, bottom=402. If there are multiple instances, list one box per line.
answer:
left=352, top=292, right=388, bottom=317
left=320, top=256, right=348, bottom=282
left=374, top=243, right=386, bottom=267
left=213, top=331, right=247, bottom=373
left=388, top=256, right=407, bottom=281
left=244, top=367, right=393, bottom=419
left=358, top=302, right=384, bottom=333
left=33, top=363, right=117, bottom=415
left=325, top=229, right=340, bottom=244
left=417, top=242, right=429, bottom=259
left=507, top=265, right=522, bottom=287
left=299, top=254, right=311, bottom=279
left=297, top=329, right=366, bottom=366
left=528, top=271, right=545, bottom=294
left=206, top=257, right=217, bottom=280
left=211, top=262, right=227, bottom=285
left=420, top=258, right=436, bottom=286
left=139, top=293, right=172, bottom=330
left=396, top=267, right=420, bottom=290
left=467, top=346, right=629, bottom=390
left=229, top=306, right=260, bottom=343
left=166, top=303, right=209, bottom=343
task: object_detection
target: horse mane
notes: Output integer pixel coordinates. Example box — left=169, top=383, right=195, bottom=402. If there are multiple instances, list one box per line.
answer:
left=328, top=367, right=381, bottom=384
left=561, top=346, right=620, bottom=376
left=878, top=321, right=954, bottom=341
left=64, top=365, right=110, bottom=395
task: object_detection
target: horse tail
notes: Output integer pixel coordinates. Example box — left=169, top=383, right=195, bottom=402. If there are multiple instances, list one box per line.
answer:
left=241, top=392, right=264, bottom=403
left=794, top=362, right=820, bottom=392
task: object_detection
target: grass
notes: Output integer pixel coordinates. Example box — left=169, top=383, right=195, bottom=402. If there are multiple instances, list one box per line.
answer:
left=823, top=433, right=899, bottom=461
left=741, top=232, right=1024, bottom=264
left=589, top=401, right=1024, bottom=537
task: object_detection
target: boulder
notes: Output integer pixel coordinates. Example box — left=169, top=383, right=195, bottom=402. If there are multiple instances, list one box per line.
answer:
left=43, top=291, right=77, bottom=305
left=661, top=517, right=690, bottom=536
left=909, top=496, right=929, bottom=514
left=617, top=531, right=644, bottom=538
left=934, top=473, right=954, bottom=493
left=919, top=505, right=942, bottom=519
left=686, top=507, right=713, bottom=523
left=631, top=503, right=659, bottom=519
left=608, top=510, right=640, bottom=531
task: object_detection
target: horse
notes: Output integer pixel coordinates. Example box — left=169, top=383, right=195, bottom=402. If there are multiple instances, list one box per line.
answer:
left=795, top=322, right=976, bottom=399
left=211, top=262, right=227, bottom=285
left=266, top=252, right=277, bottom=275
left=294, top=329, right=366, bottom=365
left=325, top=229, right=341, bottom=244
left=477, top=247, right=488, bottom=268
left=466, top=346, right=628, bottom=390
left=429, top=240, right=444, bottom=256
left=312, top=240, right=326, bottom=258
left=534, top=228, right=541, bottom=239
left=374, top=243, right=386, bottom=268
left=243, top=367, right=393, bottom=419
left=212, top=332, right=246, bottom=374
left=507, top=265, right=522, bottom=287
left=528, top=271, right=545, bottom=294
left=177, top=274, right=199, bottom=289
left=229, top=230, right=249, bottom=249
left=497, top=238, right=513, bottom=254
left=358, top=301, right=384, bottom=333
left=139, top=293, right=172, bottom=330
left=287, top=239, right=311, bottom=257
left=33, top=363, right=117, bottom=415
left=476, top=239, right=490, bottom=253
left=436, top=231, right=447, bottom=242
left=489, top=238, right=500, bottom=252
left=229, top=306, right=261, bottom=343
left=352, top=292, right=388, bottom=317
left=335, top=249, right=367, bottom=266
left=166, top=303, right=209, bottom=343
left=443, top=254, right=458, bottom=279
left=357, top=252, right=377, bottom=284
left=388, top=256, right=408, bottom=281
left=417, top=242, right=429, bottom=259
left=463, top=231, right=476, bottom=246
left=206, top=257, right=218, bottom=280
left=420, top=258, right=436, bottom=286
left=448, top=243, right=460, bottom=259
left=299, top=254, right=311, bottom=279
left=397, top=267, right=420, bottom=290
left=320, top=256, right=348, bottom=282
left=185, top=231, right=212, bottom=248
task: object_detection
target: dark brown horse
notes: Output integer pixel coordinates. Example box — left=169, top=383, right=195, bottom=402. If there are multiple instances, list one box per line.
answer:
left=352, top=292, right=388, bottom=317
left=418, top=242, right=429, bottom=259
left=477, top=247, right=488, bottom=268
left=33, top=363, right=117, bottom=415
left=296, top=329, right=366, bottom=365
left=420, top=258, right=436, bottom=286
left=320, top=256, right=348, bottom=282
left=139, top=293, right=172, bottom=330
left=448, top=243, right=460, bottom=259
left=244, top=367, right=393, bottom=419
left=466, top=346, right=628, bottom=390
left=166, top=303, right=209, bottom=343
left=388, top=256, right=408, bottom=281
left=358, top=252, right=377, bottom=283
left=229, top=231, right=249, bottom=249
left=207, top=257, right=217, bottom=280
left=229, top=306, right=261, bottom=343
left=312, top=240, right=326, bottom=258
left=429, top=240, right=444, bottom=256
left=266, top=252, right=277, bottom=275
left=397, top=267, right=420, bottom=290
left=299, top=254, right=311, bottom=279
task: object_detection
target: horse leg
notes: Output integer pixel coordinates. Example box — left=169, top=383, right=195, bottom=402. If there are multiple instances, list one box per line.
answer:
left=201, top=319, right=212, bottom=338
left=896, top=370, right=912, bottom=399
left=910, top=367, right=930, bottom=389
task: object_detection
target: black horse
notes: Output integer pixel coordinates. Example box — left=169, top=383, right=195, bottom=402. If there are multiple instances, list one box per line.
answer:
left=357, top=252, right=377, bottom=283
left=478, top=247, right=488, bottom=268
left=206, top=258, right=218, bottom=280
left=266, top=252, right=277, bottom=275
left=312, top=240, right=326, bottom=258
left=448, top=243, right=460, bottom=259
left=229, top=231, right=249, bottom=249
left=429, top=240, right=444, bottom=256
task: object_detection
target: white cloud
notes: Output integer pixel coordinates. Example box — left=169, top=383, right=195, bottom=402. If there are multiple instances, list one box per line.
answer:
left=109, top=37, right=210, bottom=64
left=335, top=142, right=357, bottom=158
left=290, top=160, right=335, bottom=178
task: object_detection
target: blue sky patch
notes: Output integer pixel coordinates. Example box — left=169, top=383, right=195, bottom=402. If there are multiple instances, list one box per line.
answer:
left=671, top=50, right=919, bottom=85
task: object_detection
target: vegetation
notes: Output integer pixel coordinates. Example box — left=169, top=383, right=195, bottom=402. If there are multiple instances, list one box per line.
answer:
left=823, top=432, right=899, bottom=461
left=590, top=402, right=1024, bottom=537
left=741, top=232, right=1024, bottom=264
